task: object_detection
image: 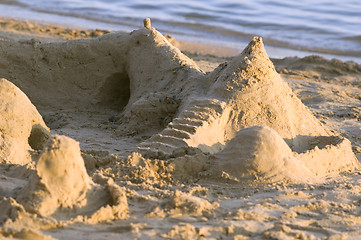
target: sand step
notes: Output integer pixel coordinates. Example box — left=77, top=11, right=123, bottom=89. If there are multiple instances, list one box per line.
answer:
left=189, top=99, right=225, bottom=112
left=168, top=122, right=198, bottom=134
left=188, top=105, right=222, bottom=116
left=162, top=128, right=191, bottom=139
left=171, top=118, right=203, bottom=127
left=188, top=105, right=217, bottom=111
left=146, top=134, right=188, bottom=147
left=188, top=103, right=223, bottom=113
left=180, top=110, right=215, bottom=122
left=137, top=98, right=227, bottom=158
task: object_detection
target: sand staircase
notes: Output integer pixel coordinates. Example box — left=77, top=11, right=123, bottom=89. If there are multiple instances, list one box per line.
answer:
left=138, top=98, right=227, bottom=158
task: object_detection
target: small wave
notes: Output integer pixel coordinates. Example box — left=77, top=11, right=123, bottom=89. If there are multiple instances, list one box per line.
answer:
left=0, top=0, right=26, bottom=7
left=345, top=35, right=361, bottom=43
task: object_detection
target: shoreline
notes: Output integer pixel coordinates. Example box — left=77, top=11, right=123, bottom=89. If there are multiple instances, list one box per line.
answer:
left=1, top=15, right=361, bottom=63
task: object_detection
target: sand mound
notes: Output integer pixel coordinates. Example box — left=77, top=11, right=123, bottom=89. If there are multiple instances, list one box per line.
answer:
left=7, top=135, right=128, bottom=225
left=209, top=125, right=359, bottom=183
left=17, top=135, right=92, bottom=216
left=0, top=78, right=49, bottom=164
left=214, top=126, right=317, bottom=183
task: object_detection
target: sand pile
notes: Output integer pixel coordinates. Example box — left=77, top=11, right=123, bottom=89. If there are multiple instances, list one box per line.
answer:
left=1, top=133, right=128, bottom=234
left=17, top=135, right=92, bottom=216
left=213, top=126, right=358, bottom=183
left=0, top=81, right=128, bottom=237
left=214, top=126, right=317, bottom=183
left=0, top=78, right=49, bottom=165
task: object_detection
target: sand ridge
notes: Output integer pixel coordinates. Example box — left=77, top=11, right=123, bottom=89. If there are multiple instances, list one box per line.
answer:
left=0, top=20, right=360, bottom=239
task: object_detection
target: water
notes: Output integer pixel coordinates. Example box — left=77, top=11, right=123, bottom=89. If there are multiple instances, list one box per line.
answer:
left=1, top=0, right=361, bottom=62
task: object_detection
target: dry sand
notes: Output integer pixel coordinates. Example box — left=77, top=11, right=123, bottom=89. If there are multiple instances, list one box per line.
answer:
left=0, top=17, right=361, bottom=239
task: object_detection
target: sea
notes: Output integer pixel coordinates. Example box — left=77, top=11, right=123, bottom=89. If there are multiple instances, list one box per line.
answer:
left=0, top=0, right=361, bottom=62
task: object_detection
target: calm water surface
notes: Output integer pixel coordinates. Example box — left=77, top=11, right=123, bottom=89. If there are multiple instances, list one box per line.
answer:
left=1, top=0, right=361, bottom=61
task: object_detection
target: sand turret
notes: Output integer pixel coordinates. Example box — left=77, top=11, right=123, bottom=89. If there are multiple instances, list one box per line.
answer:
left=143, top=18, right=151, bottom=29
left=207, top=37, right=332, bottom=151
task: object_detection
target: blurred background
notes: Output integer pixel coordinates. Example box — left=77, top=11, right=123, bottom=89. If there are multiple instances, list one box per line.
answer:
left=0, top=0, right=360, bottom=62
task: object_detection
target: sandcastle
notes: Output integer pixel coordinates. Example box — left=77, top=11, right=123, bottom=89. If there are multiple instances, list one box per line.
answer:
left=0, top=20, right=358, bottom=182
left=0, top=19, right=360, bottom=238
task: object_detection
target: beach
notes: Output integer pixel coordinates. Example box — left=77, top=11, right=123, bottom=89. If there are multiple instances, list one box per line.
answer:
left=0, top=17, right=361, bottom=240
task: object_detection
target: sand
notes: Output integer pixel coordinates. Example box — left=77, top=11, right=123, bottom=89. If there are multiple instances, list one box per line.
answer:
left=0, top=17, right=361, bottom=239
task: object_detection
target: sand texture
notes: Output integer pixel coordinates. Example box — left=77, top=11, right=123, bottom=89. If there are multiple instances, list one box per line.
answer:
left=0, top=18, right=361, bottom=239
